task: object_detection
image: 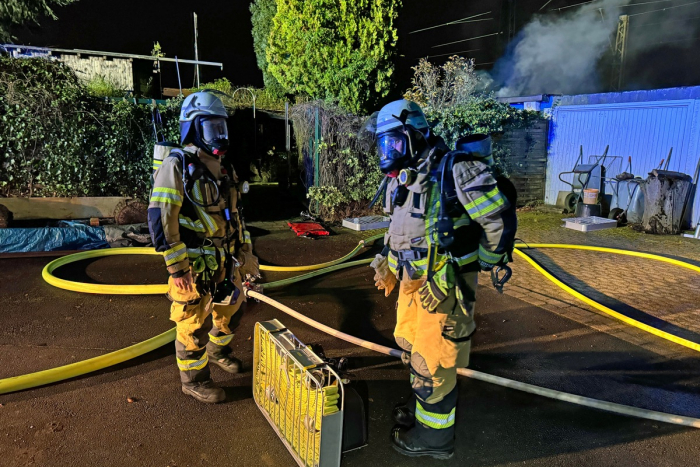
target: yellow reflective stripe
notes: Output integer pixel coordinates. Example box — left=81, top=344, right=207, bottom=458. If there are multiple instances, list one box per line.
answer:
left=150, top=196, right=182, bottom=206
left=479, top=245, right=505, bottom=264
left=153, top=187, right=179, bottom=195
left=163, top=243, right=187, bottom=266
left=191, top=181, right=219, bottom=236
left=455, top=251, right=479, bottom=266
left=388, top=252, right=399, bottom=274
left=187, top=246, right=225, bottom=258
left=464, top=187, right=505, bottom=218
left=208, top=333, right=234, bottom=346
left=475, top=196, right=506, bottom=217
left=464, top=186, right=500, bottom=211
left=178, top=215, right=206, bottom=233
left=176, top=354, right=209, bottom=372
left=415, top=401, right=456, bottom=429
left=243, top=230, right=252, bottom=244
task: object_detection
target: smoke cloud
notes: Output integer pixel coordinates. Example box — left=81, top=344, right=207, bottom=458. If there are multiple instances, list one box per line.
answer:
left=492, top=0, right=632, bottom=97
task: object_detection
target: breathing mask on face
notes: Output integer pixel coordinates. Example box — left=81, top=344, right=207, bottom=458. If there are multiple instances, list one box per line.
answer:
left=196, top=116, right=229, bottom=156
left=377, top=131, right=409, bottom=176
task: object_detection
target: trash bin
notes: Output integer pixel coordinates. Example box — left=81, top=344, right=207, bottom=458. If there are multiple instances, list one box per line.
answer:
left=641, top=169, right=692, bottom=234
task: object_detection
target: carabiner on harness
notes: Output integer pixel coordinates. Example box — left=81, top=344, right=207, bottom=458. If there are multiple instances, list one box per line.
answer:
left=491, top=265, right=512, bottom=294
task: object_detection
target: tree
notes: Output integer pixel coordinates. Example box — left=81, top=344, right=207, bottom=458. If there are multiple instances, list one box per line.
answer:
left=266, top=0, right=401, bottom=114
left=249, top=0, right=284, bottom=97
left=0, top=0, right=78, bottom=42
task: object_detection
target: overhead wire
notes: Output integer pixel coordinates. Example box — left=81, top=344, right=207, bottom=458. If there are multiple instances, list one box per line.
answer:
left=409, top=11, right=491, bottom=34
left=431, top=32, right=501, bottom=49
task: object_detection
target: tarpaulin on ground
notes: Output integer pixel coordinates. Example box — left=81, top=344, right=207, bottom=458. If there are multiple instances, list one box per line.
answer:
left=287, top=222, right=329, bottom=238
left=0, top=221, right=109, bottom=253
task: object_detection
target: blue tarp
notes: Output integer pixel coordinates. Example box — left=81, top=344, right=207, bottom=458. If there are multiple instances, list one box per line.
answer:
left=0, top=221, right=109, bottom=253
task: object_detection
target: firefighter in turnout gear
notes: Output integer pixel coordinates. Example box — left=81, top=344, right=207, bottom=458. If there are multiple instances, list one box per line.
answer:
left=148, top=91, right=259, bottom=404
left=368, top=99, right=517, bottom=459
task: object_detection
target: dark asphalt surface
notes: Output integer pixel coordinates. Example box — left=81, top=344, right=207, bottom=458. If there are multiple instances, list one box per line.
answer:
left=2, top=211, right=700, bottom=466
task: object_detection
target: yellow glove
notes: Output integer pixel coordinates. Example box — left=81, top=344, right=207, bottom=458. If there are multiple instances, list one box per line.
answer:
left=370, top=254, right=397, bottom=297
left=237, top=243, right=260, bottom=278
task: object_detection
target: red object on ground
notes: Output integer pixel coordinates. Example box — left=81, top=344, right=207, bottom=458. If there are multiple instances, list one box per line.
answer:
left=287, top=222, right=329, bottom=237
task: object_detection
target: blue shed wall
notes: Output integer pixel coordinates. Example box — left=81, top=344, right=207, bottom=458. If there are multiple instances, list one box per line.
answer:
left=546, top=87, right=700, bottom=228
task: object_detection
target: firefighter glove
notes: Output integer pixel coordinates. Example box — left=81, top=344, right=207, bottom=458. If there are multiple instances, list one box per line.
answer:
left=370, top=254, right=397, bottom=297
left=418, top=262, right=454, bottom=312
left=237, top=243, right=260, bottom=278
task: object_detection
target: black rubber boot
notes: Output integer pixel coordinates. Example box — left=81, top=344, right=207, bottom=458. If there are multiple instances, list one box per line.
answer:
left=207, top=350, right=242, bottom=374
left=181, top=380, right=226, bottom=404
left=391, top=425, right=454, bottom=460
left=206, top=341, right=242, bottom=374
left=392, top=393, right=416, bottom=427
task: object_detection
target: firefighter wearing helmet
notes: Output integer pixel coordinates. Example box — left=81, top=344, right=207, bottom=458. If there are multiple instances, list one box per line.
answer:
left=369, top=99, right=517, bottom=459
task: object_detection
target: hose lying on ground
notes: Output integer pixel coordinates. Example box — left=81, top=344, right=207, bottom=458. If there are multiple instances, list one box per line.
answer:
left=3, top=241, right=700, bottom=429
left=513, top=243, right=700, bottom=353
left=1, top=256, right=375, bottom=395
left=247, top=290, right=700, bottom=429
left=40, top=233, right=385, bottom=295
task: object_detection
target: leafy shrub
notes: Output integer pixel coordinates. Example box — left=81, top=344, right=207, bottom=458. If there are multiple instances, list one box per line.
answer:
left=290, top=101, right=383, bottom=220
left=0, top=56, right=180, bottom=199
left=86, top=75, right=124, bottom=98
left=249, top=0, right=286, bottom=98
left=405, top=56, right=534, bottom=150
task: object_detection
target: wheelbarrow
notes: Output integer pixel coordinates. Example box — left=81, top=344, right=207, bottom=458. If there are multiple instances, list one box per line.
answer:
left=605, top=156, right=645, bottom=225
left=557, top=145, right=609, bottom=213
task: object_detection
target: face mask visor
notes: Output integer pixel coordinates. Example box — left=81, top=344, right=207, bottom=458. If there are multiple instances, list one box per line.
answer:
left=377, top=131, right=409, bottom=173
left=201, top=117, right=228, bottom=143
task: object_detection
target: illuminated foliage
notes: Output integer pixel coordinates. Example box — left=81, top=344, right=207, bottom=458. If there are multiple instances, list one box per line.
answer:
left=266, top=0, right=401, bottom=114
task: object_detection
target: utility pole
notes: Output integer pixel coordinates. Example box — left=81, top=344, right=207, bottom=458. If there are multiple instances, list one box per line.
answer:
left=507, top=0, right=517, bottom=42
left=193, top=12, right=200, bottom=87
left=610, top=15, right=629, bottom=91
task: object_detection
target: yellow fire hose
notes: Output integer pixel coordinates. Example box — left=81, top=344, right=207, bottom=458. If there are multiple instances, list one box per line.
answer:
left=3, top=240, right=700, bottom=429
left=40, top=233, right=385, bottom=295
left=513, top=244, right=700, bottom=352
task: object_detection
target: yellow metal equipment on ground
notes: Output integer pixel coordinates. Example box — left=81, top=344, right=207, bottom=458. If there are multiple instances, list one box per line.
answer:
left=254, top=319, right=344, bottom=467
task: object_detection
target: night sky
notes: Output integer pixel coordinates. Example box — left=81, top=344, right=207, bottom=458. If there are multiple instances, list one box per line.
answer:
left=12, top=0, right=700, bottom=97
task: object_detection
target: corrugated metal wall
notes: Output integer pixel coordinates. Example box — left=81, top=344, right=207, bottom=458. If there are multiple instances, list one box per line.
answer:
left=546, top=98, right=700, bottom=226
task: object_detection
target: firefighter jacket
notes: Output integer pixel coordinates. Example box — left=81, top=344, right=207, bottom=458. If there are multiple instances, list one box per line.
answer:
left=148, top=146, right=251, bottom=277
left=383, top=148, right=517, bottom=279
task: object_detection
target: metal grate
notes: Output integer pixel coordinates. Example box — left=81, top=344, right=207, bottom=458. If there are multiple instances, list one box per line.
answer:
left=253, top=320, right=344, bottom=467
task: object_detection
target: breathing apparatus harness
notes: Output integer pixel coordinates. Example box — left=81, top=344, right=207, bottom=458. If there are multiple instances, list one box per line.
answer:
left=430, top=149, right=513, bottom=292
left=384, top=143, right=513, bottom=294
left=170, top=148, right=241, bottom=304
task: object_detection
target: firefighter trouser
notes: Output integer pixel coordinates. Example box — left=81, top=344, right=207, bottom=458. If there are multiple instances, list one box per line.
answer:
left=167, top=269, right=244, bottom=386
left=394, top=271, right=477, bottom=439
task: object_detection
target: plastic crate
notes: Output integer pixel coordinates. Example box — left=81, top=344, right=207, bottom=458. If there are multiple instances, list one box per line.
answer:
left=562, top=216, right=618, bottom=232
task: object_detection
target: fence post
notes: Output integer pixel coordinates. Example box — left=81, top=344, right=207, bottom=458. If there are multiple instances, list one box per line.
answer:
left=314, top=107, right=320, bottom=188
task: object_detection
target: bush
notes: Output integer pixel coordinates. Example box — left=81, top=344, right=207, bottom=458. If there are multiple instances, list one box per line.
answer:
left=86, top=75, right=124, bottom=98
left=250, top=0, right=286, bottom=98
left=404, top=57, right=536, bottom=174
left=290, top=101, right=383, bottom=220
left=0, top=56, right=181, bottom=199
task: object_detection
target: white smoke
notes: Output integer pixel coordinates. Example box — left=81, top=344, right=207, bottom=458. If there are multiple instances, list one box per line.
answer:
left=493, top=0, right=631, bottom=97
